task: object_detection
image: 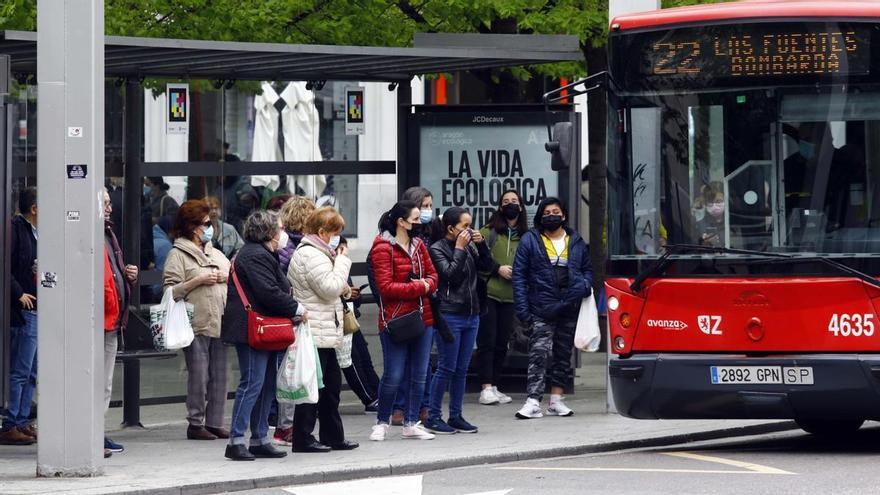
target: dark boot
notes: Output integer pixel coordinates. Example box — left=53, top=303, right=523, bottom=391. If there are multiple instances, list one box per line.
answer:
left=187, top=425, right=218, bottom=441
left=205, top=426, right=230, bottom=439
left=248, top=443, right=288, bottom=458
left=224, top=444, right=255, bottom=461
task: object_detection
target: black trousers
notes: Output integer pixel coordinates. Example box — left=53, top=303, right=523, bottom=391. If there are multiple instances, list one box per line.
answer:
left=475, top=299, right=514, bottom=385
left=342, top=330, right=380, bottom=406
left=293, top=348, right=344, bottom=447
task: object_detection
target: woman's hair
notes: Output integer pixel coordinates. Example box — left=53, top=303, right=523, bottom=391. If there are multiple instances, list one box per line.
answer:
left=171, top=200, right=210, bottom=240
left=146, top=176, right=170, bottom=191
left=402, top=186, right=433, bottom=208
left=441, top=207, right=470, bottom=234
left=702, top=182, right=724, bottom=203
left=486, top=189, right=529, bottom=235
left=243, top=210, right=280, bottom=243
left=305, top=206, right=345, bottom=235
left=266, top=194, right=292, bottom=212
left=378, top=200, right=419, bottom=234
left=279, top=196, right=316, bottom=233
left=533, top=197, right=568, bottom=230
left=203, top=195, right=222, bottom=210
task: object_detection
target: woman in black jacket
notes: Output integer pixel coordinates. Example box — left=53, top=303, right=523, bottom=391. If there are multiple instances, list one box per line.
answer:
left=424, top=207, right=492, bottom=435
left=221, top=211, right=304, bottom=461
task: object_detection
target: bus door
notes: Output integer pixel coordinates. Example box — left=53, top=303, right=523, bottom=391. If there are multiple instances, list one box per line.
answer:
left=778, top=91, right=880, bottom=254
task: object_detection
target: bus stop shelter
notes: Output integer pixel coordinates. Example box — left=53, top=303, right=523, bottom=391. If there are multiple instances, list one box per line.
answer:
left=0, top=27, right=581, bottom=474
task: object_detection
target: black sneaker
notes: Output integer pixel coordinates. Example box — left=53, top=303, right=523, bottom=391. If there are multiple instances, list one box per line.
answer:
left=422, top=417, right=456, bottom=435
left=364, top=399, right=378, bottom=414
left=104, top=436, right=124, bottom=453
left=447, top=415, right=478, bottom=433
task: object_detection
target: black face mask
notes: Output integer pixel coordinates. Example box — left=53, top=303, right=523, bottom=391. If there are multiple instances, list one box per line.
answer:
left=500, top=203, right=521, bottom=220
left=541, top=214, right=564, bottom=231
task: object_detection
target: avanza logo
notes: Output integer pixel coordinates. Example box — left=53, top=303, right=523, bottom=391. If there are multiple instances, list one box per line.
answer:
left=647, top=319, right=688, bottom=330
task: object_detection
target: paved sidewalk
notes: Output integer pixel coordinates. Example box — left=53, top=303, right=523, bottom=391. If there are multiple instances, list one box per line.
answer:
left=0, top=391, right=795, bottom=495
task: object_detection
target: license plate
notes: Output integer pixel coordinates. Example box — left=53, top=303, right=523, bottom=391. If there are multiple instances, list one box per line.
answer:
left=710, top=366, right=814, bottom=385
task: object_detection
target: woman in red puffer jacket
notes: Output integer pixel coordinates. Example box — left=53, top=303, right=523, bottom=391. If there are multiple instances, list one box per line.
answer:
left=366, top=200, right=438, bottom=441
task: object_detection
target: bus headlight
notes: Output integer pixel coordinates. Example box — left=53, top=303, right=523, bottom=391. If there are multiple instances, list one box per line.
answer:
left=607, top=296, right=620, bottom=311
left=614, top=336, right=626, bottom=350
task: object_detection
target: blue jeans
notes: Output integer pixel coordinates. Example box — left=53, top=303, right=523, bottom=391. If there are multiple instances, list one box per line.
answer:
left=377, top=326, right=433, bottom=425
left=428, top=314, right=479, bottom=420
left=229, top=345, right=278, bottom=446
left=392, top=353, right=432, bottom=413
left=4, top=311, right=37, bottom=429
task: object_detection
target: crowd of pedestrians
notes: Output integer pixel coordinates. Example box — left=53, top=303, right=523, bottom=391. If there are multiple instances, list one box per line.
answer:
left=1, top=180, right=593, bottom=460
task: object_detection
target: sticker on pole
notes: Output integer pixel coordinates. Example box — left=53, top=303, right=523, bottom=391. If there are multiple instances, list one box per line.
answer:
left=40, top=272, right=58, bottom=289
left=345, top=86, right=364, bottom=135
left=166, top=83, right=189, bottom=135
left=66, top=211, right=81, bottom=222
left=66, top=164, right=87, bottom=179
left=67, top=127, right=83, bottom=138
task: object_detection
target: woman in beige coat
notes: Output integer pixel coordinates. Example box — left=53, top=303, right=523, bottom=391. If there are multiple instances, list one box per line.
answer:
left=287, top=207, right=357, bottom=452
left=163, top=199, right=231, bottom=441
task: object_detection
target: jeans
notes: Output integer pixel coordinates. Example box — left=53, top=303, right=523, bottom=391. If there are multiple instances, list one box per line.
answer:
left=428, top=313, right=479, bottom=420
left=392, top=354, right=432, bottom=413
left=4, top=311, right=37, bottom=429
left=377, top=326, right=433, bottom=425
left=229, top=345, right=278, bottom=446
left=475, top=299, right=514, bottom=385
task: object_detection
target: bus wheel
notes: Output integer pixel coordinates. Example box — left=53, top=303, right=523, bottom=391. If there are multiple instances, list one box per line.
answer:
left=795, top=418, right=864, bottom=435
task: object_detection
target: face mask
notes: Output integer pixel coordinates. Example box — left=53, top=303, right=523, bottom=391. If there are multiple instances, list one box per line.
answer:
left=328, top=235, right=341, bottom=250
left=419, top=208, right=433, bottom=223
left=277, top=230, right=290, bottom=250
left=501, top=203, right=520, bottom=220
left=541, top=214, right=564, bottom=231
left=200, top=224, right=214, bottom=243
left=143, top=185, right=152, bottom=196
left=799, top=141, right=816, bottom=160
left=707, top=203, right=725, bottom=218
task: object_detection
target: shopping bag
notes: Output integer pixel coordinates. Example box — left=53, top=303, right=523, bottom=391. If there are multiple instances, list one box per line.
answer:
left=276, top=321, right=324, bottom=405
left=149, top=287, right=194, bottom=351
left=574, top=294, right=601, bottom=352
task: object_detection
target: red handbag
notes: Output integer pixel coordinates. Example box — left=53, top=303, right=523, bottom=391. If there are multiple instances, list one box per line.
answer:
left=231, top=262, right=296, bottom=351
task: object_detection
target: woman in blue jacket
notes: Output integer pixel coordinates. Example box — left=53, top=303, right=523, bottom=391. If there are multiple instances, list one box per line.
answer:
left=512, top=197, right=592, bottom=419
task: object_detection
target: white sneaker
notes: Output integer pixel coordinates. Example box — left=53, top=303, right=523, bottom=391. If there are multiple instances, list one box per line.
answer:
left=546, top=396, right=574, bottom=417
left=402, top=423, right=436, bottom=440
left=479, top=388, right=500, bottom=405
left=492, top=386, right=513, bottom=404
left=515, top=398, right=543, bottom=419
left=369, top=423, right=389, bottom=441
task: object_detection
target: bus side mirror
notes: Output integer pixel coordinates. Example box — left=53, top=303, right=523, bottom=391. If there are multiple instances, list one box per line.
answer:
left=545, top=121, right=574, bottom=171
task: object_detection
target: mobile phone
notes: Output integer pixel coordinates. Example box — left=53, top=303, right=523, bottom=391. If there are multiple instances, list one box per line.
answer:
left=358, top=283, right=369, bottom=291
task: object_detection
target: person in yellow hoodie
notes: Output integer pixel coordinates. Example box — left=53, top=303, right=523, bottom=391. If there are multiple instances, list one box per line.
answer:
left=476, top=190, right=529, bottom=405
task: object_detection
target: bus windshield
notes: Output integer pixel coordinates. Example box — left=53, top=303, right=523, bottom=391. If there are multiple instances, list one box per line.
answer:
left=607, top=22, right=880, bottom=261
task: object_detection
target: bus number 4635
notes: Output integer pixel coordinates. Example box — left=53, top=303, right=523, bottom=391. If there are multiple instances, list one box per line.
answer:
left=827, top=313, right=875, bottom=337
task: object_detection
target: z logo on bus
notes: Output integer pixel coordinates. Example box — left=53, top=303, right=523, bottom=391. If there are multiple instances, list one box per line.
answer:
left=698, top=315, right=722, bottom=335
left=828, top=313, right=875, bottom=337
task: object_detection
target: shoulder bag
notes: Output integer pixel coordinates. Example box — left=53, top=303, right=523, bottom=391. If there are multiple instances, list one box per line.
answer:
left=378, top=244, right=426, bottom=344
left=231, top=260, right=296, bottom=351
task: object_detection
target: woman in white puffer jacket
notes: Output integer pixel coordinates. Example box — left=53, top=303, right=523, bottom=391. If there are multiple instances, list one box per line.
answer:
left=287, top=207, right=358, bottom=453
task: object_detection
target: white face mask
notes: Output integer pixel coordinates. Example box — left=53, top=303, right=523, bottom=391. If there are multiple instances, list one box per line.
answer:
left=276, top=230, right=290, bottom=251
left=328, top=235, right=341, bottom=250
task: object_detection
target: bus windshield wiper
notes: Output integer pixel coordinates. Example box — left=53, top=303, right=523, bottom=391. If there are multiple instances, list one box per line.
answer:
left=629, top=244, right=789, bottom=293
left=629, top=244, right=880, bottom=292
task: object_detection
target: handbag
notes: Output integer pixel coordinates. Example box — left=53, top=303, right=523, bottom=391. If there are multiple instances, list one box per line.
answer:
left=378, top=246, right=426, bottom=344
left=231, top=261, right=296, bottom=351
left=342, top=300, right=360, bottom=335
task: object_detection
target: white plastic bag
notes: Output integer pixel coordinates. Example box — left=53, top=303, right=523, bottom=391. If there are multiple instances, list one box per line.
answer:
left=277, top=321, right=323, bottom=405
left=149, top=287, right=194, bottom=350
left=574, top=294, right=601, bottom=352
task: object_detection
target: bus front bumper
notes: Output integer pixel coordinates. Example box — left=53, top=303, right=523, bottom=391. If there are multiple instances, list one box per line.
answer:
left=609, top=353, right=880, bottom=420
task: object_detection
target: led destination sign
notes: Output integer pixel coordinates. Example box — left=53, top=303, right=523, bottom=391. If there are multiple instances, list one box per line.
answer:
left=642, top=25, right=871, bottom=79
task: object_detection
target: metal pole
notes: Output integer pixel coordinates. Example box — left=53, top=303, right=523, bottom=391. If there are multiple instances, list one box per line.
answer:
left=396, top=82, right=412, bottom=198
left=37, top=0, right=105, bottom=475
left=0, top=55, right=11, bottom=410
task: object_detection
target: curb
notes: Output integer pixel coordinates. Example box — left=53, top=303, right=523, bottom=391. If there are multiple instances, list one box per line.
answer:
left=114, top=420, right=798, bottom=495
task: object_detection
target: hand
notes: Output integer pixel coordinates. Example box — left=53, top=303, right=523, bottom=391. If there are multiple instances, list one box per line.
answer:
left=348, top=286, right=361, bottom=300
left=454, top=230, right=470, bottom=249
left=215, top=268, right=228, bottom=284
left=498, top=265, right=513, bottom=281
left=471, top=229, right=484, bottom=243
left=420, top=279, right=431, bottom=294
left=199, top=271, right=219, bottom=286
left=124, top=264, right=139, bottom=283
left=301, top=311, right=309, bottom=322
left=18, top=293, right=35, bottom=310
left=336, top=245, right=349, bottom=257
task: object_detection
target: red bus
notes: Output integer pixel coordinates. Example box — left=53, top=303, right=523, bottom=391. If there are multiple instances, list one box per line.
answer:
left=603, top=0, right=880, bottom=435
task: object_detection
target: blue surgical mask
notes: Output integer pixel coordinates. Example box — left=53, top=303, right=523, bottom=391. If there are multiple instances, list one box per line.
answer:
left=143, top=185, right=152, bottom=196
left=799, top=141, right=816, bottom=160
left=419, top=208, right=433, bottom=223
left=200, top=225, right=214, bottom=243
left=328, top=235, right=341, bottom=250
